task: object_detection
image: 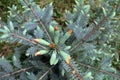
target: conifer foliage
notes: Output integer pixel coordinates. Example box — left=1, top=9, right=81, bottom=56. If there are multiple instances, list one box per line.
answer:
left=0, top=0, right=120, bottom=80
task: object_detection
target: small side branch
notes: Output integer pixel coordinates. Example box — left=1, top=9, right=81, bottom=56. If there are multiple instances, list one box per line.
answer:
left=38, top=66, right=54, bottom=80
left=78, top=62, right=120, bottom=79
left=67, top=63, right=82, bottom=80
left=69, top=17, right=108, bottom=52
left=0, top=66, right=33, bottom=79
left=23, top=0, right=52, bottom=41
left=10, top=33, right=47, bottom=49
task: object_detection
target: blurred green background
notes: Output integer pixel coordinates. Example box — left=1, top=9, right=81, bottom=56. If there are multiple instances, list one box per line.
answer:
left=0, top=0, right=120, bottom=70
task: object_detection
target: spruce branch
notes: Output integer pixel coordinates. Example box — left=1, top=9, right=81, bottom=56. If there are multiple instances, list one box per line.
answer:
left=78, top=62, right=120, bottom=79
left=67, top=62, right=82, bottom=80
left=0, top=66, right=33, bottom=79
left=38, top=66, right=54, bottom=80
left=23, top=0, right=52, bottom=41
left=69, top=17, right=108, bottom=52
left=10, top=33, right=47, bottom=49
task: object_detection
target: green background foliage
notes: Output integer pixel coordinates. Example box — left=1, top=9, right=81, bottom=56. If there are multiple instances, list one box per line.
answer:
left=0, top=0, right=120, bottom=80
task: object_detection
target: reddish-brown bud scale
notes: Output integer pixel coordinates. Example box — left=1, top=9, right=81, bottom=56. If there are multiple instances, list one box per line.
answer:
left=54, top=26, right=59, bottom=31
left=49, top=43, right=55, bottom=49
left=68, top=29, right=73, bottom=35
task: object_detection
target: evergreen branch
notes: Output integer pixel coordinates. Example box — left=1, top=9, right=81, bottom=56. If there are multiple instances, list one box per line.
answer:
left=10, top=33, right=47, bottom=49
left=78, top=62, right=120, bottom=79
left=23, top=0, right=52, bottom=41
left=69, top=17, right=108, bottom=52
left=67, top=62, right=82, bottom=80
left=0, top=66, right=33, bottom=79
left=38, top=66, right=54, bottom=80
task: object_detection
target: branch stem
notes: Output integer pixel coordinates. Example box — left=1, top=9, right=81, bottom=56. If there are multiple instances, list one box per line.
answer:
left=23, top=0, right=52, bottom=41
left=10, top=33, right=47, bottom=49
left=78, top=62, right=120, bottom=79
left=0, top=66, right=33, bottom=79
left=39, top=66, right=54, bottom=80
left=67, top=62, right=82, bottom=80
left=69, top=17, right=108, bottom=52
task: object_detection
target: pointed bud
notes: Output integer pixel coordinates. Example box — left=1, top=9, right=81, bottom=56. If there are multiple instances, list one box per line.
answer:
left=65, top=46, right=71, bottom=50
left=35, top=51, right=41, bottom=56
left=60, top=50, right=71, bottom=64
left=59, top=29, right=73, bottom=44
left=54, top=26, right=59, bottom=44
left=50, top=51, right=57, bottom=65
left=35, top=50, right=49, bottom=56
left=66, top=56, right=71, bottom=64
left=49, top=25, right=54, bottom=37
left=34, top=38, right=50, bottom=46
left=34, top=39, right=39, bottom=43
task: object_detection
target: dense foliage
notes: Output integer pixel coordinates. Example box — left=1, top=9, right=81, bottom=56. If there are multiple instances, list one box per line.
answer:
left=0, top=0, right=120, bottom=80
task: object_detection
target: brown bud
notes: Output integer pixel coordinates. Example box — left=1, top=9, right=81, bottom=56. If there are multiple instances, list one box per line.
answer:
left=49, top=43, right=55, bottom=49
left=54, top=26, right=59, bottom=31
left=68, top=29, right=73, bottom=35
